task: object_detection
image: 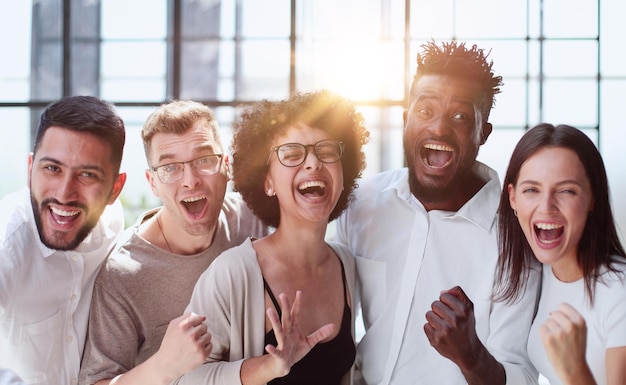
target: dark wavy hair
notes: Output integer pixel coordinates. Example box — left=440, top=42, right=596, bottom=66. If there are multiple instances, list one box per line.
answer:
left=411, top=40, right=503, bottom=122
left=494, top=123, right=625, bottom=305
left=232, top=90, right=369, bottom=228
left=35, top=95, right=126, bottom=174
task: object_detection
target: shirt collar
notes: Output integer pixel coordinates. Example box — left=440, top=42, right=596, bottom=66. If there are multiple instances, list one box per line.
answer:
left=386, top=162, right=501, bottom=232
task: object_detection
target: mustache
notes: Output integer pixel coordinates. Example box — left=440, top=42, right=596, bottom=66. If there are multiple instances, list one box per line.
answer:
left=41, top=198, right=88, bottom=212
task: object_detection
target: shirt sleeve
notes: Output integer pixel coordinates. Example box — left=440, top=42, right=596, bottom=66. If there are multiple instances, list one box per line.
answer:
left=488, top=268, right=541, bottom=385
left=171, top=251, right=246, bottom=385
left=78, top=271, right=140, bottom=385
left=605, top=273, right=626, bottom=348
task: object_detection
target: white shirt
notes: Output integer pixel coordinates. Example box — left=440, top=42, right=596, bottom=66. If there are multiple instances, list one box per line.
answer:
left=0, top=369, right=25, bottom=385
left=528, top=263, right=626, bottom=385
left=0, top=188, right=124, bottom=385
left=335, top=164, right=540, bottom=385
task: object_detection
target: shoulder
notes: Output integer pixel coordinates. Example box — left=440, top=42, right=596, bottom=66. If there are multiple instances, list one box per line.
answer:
left=206, top=238, right=259, bottom=277
left=220, top=193, right=269, bottom=239
left=354, top=168, right=406, bottom=196
left=0, top=189, right=32, bottom=247
left=327, top=241, right=356, bottom=280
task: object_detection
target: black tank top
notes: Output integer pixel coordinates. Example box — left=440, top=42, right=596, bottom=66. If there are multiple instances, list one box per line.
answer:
left=263, top=260, right=355, bottom=385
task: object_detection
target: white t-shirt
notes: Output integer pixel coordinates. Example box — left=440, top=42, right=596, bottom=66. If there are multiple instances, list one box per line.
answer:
left=335, top=164, right=540, bottom=385
left=528, top=262, right=626, bottom=385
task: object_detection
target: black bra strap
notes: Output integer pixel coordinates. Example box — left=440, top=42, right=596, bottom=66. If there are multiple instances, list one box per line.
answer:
left=263, top=278, right=282, bottom=317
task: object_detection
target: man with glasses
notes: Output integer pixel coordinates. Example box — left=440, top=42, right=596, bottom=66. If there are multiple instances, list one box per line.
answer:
left=79, top=100, right=268, bottom=385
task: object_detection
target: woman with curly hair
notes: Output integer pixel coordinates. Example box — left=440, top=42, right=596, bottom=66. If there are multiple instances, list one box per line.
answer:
left=172, top=90, right=369, bottom=385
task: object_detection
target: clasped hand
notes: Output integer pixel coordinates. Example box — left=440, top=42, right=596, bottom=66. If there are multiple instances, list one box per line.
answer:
left=424, top=286, right=482, bottom=370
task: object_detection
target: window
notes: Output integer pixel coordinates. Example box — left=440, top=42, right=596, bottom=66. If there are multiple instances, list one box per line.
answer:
left=1, top=0, right=625, bottom=240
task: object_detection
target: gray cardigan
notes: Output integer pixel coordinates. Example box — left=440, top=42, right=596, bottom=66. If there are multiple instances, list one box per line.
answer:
left=171, top=237, right=356, bottom=385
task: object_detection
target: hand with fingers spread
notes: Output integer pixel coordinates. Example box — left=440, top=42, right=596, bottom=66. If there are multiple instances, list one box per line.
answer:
left=539, top=303, right=596, bottom=384
left=264, top=291, right=336, bottom=378
left=424, top=286, right=505, bottom=384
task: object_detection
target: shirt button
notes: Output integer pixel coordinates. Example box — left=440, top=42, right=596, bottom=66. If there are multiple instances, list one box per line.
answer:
left=66, top=335, right=73, bottom=343
left=70, top=294, right=77, bottom=301
left=70, top=378, right=77, bottom=385
left=71, top=255, right=78, bottom=261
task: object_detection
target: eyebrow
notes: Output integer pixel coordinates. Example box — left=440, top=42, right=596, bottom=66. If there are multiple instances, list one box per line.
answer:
left=414, top=91, right=475, bottom=108
left=38, top=156, right=106, bottom=175
left=156, top=144, right=218, bottom=164
left=518, top=179, right=585, bottom=187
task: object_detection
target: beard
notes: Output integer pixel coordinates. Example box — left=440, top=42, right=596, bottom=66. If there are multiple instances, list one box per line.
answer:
left=30, top=195, right=95, bottom=251
left=404, top=144, right=476, bottom=207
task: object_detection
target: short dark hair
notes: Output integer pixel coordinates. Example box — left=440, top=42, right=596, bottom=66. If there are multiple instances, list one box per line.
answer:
left=232, top=90, right=369, bottom=228
left=34, top=95, right=126, bottom=174
left=411, top=40, right=503, bottom=121
left=494, top=123, right=625, bottom=304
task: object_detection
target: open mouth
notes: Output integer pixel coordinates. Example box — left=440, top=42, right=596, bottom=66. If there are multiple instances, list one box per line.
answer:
left=421, top=143, right=454, bottom=168
left=534, top=222, right=564, bottom=245
left=181, top=196, right=207, bottom=216
left=297, top=180, right=327, bottom=198
left=49, top=206, right=80, bottom=225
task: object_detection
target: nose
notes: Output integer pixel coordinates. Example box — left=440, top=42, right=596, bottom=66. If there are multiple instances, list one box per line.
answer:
left=427, top=115, right=453, bottom=137
left=57, top=174, right=80, bottom=202
left=181, top=163, right=202, bottom=188
left=539, top=192, right=557, bottom=212
left=303, top=146, right=322, bottom=170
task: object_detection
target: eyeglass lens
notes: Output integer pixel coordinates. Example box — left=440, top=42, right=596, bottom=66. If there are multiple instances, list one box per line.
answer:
left=156, top=154, right=222, bottom=183
left=276, top=140, right=342, bottom=167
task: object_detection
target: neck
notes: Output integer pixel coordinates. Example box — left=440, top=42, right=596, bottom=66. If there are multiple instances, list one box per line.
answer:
left=412, top=170, right=487, bottom=212
left=142, top=209, right=215, bottom=255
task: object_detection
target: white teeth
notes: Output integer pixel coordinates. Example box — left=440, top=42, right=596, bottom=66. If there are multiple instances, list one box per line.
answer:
left=424, top=143, right=454, bottom=152
left=183, top=196, right=205, bottom=203
left=535, top=222, right=563, bottom=230
left=298, top=180, right=326, bottom=190
left=50, top=206, right=79, bottom=217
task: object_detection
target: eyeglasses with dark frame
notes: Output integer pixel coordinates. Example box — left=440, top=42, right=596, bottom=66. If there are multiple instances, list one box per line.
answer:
left=267, top=139, right=344, bottom=167
left=151, top=154, right=223, bottom=184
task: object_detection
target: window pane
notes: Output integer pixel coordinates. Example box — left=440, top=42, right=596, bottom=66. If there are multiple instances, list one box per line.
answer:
left=477, top=127, right=527, bottom=182
left=600, top=1, right=626, bottom=76
left=180, top=41, right=219, bottom=100
left=296, top=40, right=405, bottom=101
left=543, top=40, right=598, bottom=77
left=0, top=1, right=31, bottom=102
left=489, top=79, right=527, bottom=127
left=242, top=0, right=290, bottom=37
left=0, top=108, right=30, bottom=197
left=101, top=42, right=166, bottom=101
left=456, top=0, right=527, bottom=38
left=543, top=0, right=598, bottom=37
left=357, top=106, right=405, bottom=174
left=543, top=80, right=597, bottom=125
left=410, top=0, right=454, bottom=38
left=101, top=0, right=166, bottom=39
left=239, top=40, right=290, bottom=100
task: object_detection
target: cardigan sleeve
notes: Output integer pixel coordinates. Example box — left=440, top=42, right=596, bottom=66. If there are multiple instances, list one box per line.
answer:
left=171, top=239, right=267, bottom=385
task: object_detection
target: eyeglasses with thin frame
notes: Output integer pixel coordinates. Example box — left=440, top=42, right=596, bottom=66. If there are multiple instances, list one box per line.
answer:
left=151, top=154, right=223, bottom=184
left=267, top=139, right=343, bottom=167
